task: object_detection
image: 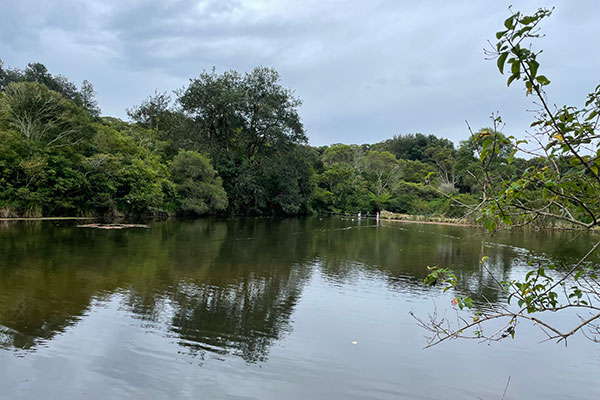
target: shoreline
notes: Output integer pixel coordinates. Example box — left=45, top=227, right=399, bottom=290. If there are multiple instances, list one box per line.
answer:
left=0, top=217, right=96, bottom=221
left=380, top=217, right=476, bottom=227
left=2, top=215, right=594, bottom=231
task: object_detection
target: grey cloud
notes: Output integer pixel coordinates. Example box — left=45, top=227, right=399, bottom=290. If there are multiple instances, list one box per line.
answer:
left=1, top=0, right=599, bottom=146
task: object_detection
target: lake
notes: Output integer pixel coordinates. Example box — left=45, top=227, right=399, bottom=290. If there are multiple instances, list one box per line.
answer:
left=1, top=217, right=599, bottom=399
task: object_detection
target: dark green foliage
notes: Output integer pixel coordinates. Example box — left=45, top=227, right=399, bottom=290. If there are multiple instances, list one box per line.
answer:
left=1, top=60, right=528, bottom=220
left=382, top=133, right=455, bottom=163
left=168, top=67, right=313, bottom=215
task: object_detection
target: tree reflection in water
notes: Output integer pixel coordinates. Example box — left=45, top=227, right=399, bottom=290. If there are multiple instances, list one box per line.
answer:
left=0, top=218, right=596, bottom=362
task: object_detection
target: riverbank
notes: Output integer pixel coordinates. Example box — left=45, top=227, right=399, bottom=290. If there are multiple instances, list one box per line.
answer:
left=381, top=217, right=477, bottom=227
left=0, top=217, right=96, bottom=221
left=379, top=210, right=476, bottom=227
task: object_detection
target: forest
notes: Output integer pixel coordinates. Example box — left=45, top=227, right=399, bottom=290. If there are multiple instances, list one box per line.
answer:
left=0, top=59, right=552, bottom=220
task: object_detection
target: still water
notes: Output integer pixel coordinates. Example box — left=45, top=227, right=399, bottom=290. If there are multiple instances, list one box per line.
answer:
left=0, top=217, right=599, bottom=399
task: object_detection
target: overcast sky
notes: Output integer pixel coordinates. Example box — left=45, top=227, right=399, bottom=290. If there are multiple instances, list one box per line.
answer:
left=1, top=0, right=598, bottom=146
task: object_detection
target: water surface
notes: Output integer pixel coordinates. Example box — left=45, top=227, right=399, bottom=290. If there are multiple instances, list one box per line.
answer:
left=1, top=217, right=599, bottom=399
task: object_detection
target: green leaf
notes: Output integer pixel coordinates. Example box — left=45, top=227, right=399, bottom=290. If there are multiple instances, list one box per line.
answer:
left=520, top=16, right=536, bottom=25
left=528, top=59, right=539, bottom=78
left=511, top=60, right=520, bottom=76
left=525, top=270, right=535, bottom=281
left=497, top=52, right=508, bottom=74
left=483, top=218, right=497, bottom=232
left=536, top=75, right=550, bottom=86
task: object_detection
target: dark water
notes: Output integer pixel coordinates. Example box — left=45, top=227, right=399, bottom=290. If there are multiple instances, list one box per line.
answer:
left=0, top=217, right=599, bottom=399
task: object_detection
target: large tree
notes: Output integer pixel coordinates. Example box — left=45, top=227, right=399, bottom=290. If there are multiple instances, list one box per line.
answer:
left=175, top=67, right=312, bottom=215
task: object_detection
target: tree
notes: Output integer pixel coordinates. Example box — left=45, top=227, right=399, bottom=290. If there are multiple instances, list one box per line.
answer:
left=0, top=60, right=101, bottom=117
left=83, top=121, right=170, bottom=216
left=127, top=90, right=172, bottom=131
left=0, top=82, right=91, bottom=148
left=176, top=67, right=311, bottom=215
left=418, top=8, right=600, bottom=346
left=321, top=144, right=364, bottom=183
left=170, top=150, right=228, bottom=215
left=426, top=144, right=456, bottom=190
left=80, top=80, right=100, bottom=117
left=386, top=133, right=455, bottom=164
left=0, top=60, right=21, bottom=91
left=364, top=150, right=401, bottom=208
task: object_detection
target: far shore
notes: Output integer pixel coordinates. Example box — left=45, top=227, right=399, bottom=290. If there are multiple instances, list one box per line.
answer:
left=1, top=215, right=475, bottom=227
left=380, top=217, right=476, bottom=227
left=0, top=217, right=96, bottom=221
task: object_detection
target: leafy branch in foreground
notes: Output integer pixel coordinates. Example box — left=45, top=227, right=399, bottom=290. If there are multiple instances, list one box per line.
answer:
left=415, top=7, right=600, bottom=347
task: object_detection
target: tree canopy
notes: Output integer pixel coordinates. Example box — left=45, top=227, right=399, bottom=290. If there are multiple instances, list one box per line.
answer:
left=0, top=59, right=533, bottom=221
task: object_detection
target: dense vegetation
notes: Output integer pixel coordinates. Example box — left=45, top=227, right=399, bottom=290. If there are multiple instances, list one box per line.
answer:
left=0, top=59, right=534, bottom=219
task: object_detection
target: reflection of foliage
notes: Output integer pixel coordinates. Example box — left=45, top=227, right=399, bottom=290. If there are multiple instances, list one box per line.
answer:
left=0, top=219, right=312, bottom=363
left=171, top=268, right=304, bottom=363
left=1, top=217, right=595, bottom=358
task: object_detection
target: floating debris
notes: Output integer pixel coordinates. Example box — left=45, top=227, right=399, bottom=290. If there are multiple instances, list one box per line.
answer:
left=77, top=223, right=149, bottom=230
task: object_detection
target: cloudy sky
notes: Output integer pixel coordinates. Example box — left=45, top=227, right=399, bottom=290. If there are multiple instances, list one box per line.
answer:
left=1, top=0, right=598, bottom=146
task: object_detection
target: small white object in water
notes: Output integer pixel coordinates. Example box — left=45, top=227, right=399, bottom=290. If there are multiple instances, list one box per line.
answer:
left=352, top=341, right=358, bottom=345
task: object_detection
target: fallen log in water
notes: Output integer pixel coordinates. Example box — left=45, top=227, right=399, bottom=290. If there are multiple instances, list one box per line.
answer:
left=77, top=223, right=149, bottom=230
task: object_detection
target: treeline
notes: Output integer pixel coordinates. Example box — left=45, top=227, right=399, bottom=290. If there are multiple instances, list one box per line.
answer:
left=310, top=129, right=531, bottom=217
left=0, top=60, right=531, bottom=219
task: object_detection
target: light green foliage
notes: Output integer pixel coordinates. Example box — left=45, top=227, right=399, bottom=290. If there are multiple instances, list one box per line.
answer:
left=0, top=82, right=92, bottom=148
left=426, top=144, right=457, bottom=188
left=364, top=151, right=400, bottom=196
left=398, top=159, right=436, bottom=184
left=389, top=181, right=448, bottom=215
left=0, top=76, right=176, bottom=217
left=313, top=141, right=482, bottom=216
left=322, top=144, right=360, bottom=167
left=0, top=60, right=100, bottom=116
left=170, top=150, right=228, bottom=215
